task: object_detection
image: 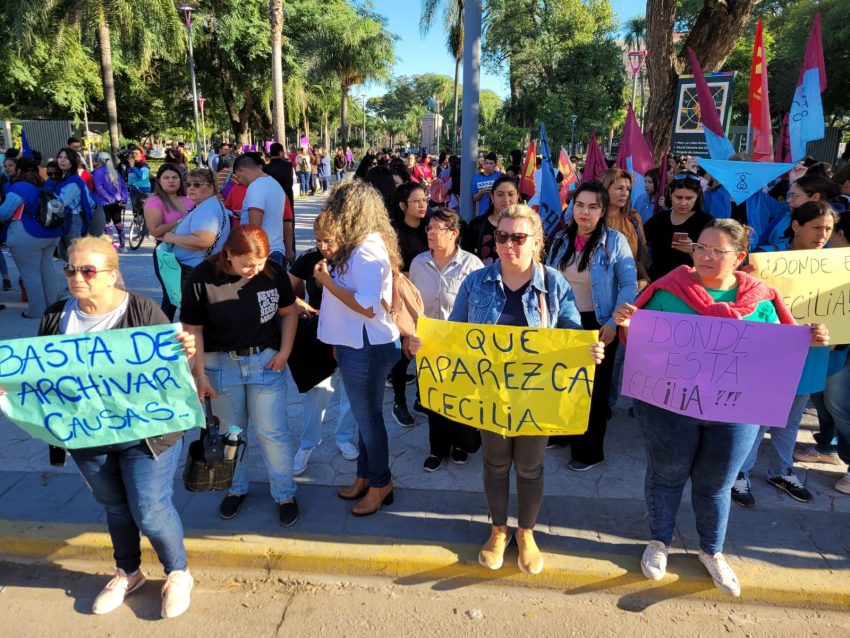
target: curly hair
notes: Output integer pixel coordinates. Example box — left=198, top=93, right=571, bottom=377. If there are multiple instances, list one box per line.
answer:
left=316, top=179, right=402, bottom=276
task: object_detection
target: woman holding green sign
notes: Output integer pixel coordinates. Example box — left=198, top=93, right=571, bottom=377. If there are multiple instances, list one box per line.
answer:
left=36, top=235, right=198, bottom=618
left=613, top=218, right=828, bottom=597
left=409, top=204, right=605, bottom=576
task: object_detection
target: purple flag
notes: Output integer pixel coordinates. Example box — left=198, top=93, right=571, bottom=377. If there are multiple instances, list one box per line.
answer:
left=582, top=131, right=608, bottom=183
left=616, top=104, right=654, bottom=176
left=687, top=48, right=736, bottom=160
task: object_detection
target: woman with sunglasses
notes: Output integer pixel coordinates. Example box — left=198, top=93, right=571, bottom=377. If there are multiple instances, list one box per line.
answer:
left=409, top=205, right=605, bottom=575
left=642, top=172, right=713, bottom=281
left=387, top=182, right=430, bottom=427
left=182, top=225, right=300, bottom=525
left=0, top=158, right=63, bottom=317
left=461, top=175, right=519, bottom=265
left=409, top=208, right=485, bottom=471
left=612, top=219, right=827, bottom=597
left=162, top=168, right=230, bottom=286
left=54, top=147, right=94, bottom=261
left=546, top=181, right=637, bottom=471
left=145, top=164, right=194, bottom=319
left=37, top=235, right=197, bottom=618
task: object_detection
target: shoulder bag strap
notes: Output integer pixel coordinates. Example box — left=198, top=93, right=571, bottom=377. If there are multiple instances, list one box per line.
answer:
left=537, top=264, right=549, bottom=329
left=206, top=201, right=228, bottom=256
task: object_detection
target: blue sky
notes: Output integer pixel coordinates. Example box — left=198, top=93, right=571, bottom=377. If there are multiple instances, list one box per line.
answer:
left=359, top=0, right=647, bottom=99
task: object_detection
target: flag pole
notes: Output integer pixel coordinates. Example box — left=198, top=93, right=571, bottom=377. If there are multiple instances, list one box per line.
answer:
left=745, top=114, right=752, bottom=155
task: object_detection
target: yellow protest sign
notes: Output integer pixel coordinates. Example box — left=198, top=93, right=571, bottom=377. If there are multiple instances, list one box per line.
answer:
left=750, top=247, right=850, bottom=344
left=416, top=317, right=598, bottom=437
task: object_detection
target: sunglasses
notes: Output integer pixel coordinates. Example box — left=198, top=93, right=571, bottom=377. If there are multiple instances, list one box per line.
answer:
left=494, top=231, right=530, bottom=245
left=185, top=181, right=211, bottom=189
left=62, top=264, right=112, bottom=280
left=47, top=171, right=61, bottom=179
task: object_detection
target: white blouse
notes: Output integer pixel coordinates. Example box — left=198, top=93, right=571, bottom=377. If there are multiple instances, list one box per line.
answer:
left=317, top=233, right=400, bottom=348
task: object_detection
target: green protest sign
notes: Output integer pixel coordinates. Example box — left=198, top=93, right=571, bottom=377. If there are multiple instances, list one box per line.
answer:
left=0, top=324, right=204, bottom=449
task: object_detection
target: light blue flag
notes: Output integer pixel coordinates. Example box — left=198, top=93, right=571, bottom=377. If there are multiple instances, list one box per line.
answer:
left=703, top=127, right=736, bottom=162
left=790, top=68, right=825, bottom=162
left=537, top=123, right=563, bottom=237
left=695, top=158, right=794, bottom=205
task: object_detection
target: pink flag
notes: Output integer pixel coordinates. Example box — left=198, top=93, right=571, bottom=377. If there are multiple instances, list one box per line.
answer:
left=615, top=103, right=655, bottom=176
left=582, top=131, right=608, bottom=183
left=687, top=48, right=735, bottom=160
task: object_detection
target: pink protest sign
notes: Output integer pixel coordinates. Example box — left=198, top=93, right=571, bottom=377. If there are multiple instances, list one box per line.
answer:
left=621, top=310, right=811, bottom=427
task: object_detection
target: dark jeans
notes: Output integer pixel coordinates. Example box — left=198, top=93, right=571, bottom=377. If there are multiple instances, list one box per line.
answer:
left=549, top=312, right=618, bottom=464
left=824, top=355, right=850, bottom=465
left=427, top=410, right=481, bottom=458
left=103, top=202, right=126, bottom=247
left=71, top=439, right=187, bottom=574
left=481, top=431, right=548, bottom=529
left=336, top=330, right=401, bottom=488
left=636, top=401, right=759, bottom=554
left=152, top=241, right=176, bottom=321
left=390, top=352, right=411, bottom=405
left=297, top=171, right=310, bottom=194
left=811, top=391, right=838, bottom=454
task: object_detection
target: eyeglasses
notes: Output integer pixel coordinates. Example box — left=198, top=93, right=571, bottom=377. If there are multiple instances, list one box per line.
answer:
left=62, top=264, right=113, bottom=279
left=494, top=231, right=530, bottom=245
left=691, top=243, right=738, bottom=258
left=315, top=239, right=338, bottom=247
left=407, top=198, right=428, bottom=206
left=185, top=181, right=210, bottom=189
left=425, top=225, right=453, bottom=234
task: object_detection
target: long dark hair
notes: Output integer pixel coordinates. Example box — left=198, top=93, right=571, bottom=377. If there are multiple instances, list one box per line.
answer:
left=557, top=181, right=609, bottom=272
left=784, top=200, right=836, bottom=239
left=153, top=163, right=187, bottom=216
left=665, top=171, right=704, bottom=213
left=392, top=181, right=427, bottom=223
left=485, top=174, right=519, bottom=216
left=14, top=157, right=44, bottom=187
left=56, top=147, right=81, bottom=178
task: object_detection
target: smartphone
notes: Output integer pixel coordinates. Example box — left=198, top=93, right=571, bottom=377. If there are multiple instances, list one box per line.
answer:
left=672, top=232, right=690, bottom=243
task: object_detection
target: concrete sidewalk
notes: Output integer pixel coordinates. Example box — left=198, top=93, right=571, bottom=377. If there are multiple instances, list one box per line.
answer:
left=1, top=192, right=849, bottom=609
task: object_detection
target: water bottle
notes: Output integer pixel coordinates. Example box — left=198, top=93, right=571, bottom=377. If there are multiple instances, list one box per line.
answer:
left=223, top=425, right=242, bottom=461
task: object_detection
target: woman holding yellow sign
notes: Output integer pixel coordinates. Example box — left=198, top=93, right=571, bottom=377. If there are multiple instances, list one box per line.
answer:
left=409, top=204, right=605, bottom=576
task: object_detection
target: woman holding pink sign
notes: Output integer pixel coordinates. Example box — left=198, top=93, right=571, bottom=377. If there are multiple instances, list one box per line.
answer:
left=613, top=218, right=828, bottom=598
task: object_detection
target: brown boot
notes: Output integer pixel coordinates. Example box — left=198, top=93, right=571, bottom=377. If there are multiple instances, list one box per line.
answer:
left=351, top=482, right=394, bottom=516
left=478, top=525, right=511, bottom=570
left=516, top=527, right=543, bottom=574
left=338, top=477, right=369, bottom=501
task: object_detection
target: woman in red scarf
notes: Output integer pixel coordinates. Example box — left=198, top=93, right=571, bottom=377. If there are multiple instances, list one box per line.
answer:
left=612, top=218, right=827, bottom=598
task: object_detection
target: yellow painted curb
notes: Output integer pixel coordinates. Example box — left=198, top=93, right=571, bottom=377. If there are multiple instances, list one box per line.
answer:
left=0, top=519, right=846, bottom=610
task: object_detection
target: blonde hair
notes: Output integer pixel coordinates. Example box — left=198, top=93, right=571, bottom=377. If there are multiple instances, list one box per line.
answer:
left=497, top=204, right=545, bottom=262
left=67, top=235, right=125, bottom=289
left=601, top=167, right=635, bottom=216
left=316, top=179, right=402, bottom=275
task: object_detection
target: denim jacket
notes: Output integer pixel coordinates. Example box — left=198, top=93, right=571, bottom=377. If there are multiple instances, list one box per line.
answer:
left=448, top=260, right=582, bottom=329
left=546, top=226, right=637, bottom=329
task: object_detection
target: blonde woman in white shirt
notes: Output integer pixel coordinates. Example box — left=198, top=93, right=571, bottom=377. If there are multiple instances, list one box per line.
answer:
left=314, top=180, right=403, bottom=516
left=409, top=208, right=484, bottom=471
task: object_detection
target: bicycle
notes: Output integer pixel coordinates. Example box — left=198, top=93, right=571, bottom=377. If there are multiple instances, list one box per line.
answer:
left=127, top=192, right=149, bottom=250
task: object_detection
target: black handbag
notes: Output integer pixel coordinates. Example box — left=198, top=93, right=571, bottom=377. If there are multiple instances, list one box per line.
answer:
left=182, top=396, right=243, bottom=492
left=287, top=314, right=338, bottom=393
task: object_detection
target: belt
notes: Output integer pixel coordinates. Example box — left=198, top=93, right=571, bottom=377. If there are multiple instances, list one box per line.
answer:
left=227, top=346, right=267, bottom=359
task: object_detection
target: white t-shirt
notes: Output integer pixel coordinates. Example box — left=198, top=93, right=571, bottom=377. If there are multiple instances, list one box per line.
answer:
left=241, top=175, right=285, bottom=255
left=317, top=233, right=399, bottom=348
left=59, top=294, right=129, bottom=334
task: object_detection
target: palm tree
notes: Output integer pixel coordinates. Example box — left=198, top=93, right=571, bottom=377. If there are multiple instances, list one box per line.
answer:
left=420, top=0, right=464, bottom=153
left=624, top=16, right=647, bottom=126
left=270, top=0, right=285, bottom=143
left=8, top=0, right=183, bottom=157
left=299, top=3, right=395, bottom=147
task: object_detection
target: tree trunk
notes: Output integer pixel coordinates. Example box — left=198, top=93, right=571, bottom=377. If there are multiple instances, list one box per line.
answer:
left=270, top=0, right=286, bottom=144
left=238, top=92, right=254, bottom=147
left=646, top=0, right=759, bottom=158
left=96, top=18, right=121, bottom=159
left=323, top=112, right=330, bottom=151
left=340, top=80, right=350, bottom=147
left=452, top=56, right=461, bottom=154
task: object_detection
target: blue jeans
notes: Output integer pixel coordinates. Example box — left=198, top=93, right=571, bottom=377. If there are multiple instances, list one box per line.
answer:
left=71, top=439, right=187, bottom=574
left=335, top=171, right=345, bottom=182
left=300, top=371, right=357, bottom=449
left=810, top=392, right=838, bottom=454
left=636, top=401, right=759, bottom=554
left=824, top=355, right=850, bottom=465
left=335, top=330, right=400, bottom=488
left=739, top=393, right=809, bottom=478
left=205, top=348, right=295, bottom=502
left=318, top=176, right=328, bottom=192
left=297, top=171, right=310, bottom=194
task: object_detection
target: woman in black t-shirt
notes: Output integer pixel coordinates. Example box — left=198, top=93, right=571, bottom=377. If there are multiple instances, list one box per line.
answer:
left=181, top=224, right=300, bottom=526
left=643, top=172, right=713, bottom=281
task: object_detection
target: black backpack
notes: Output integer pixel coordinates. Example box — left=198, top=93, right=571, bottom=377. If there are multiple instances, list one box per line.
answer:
left=36, top=189, right=66, bottom=229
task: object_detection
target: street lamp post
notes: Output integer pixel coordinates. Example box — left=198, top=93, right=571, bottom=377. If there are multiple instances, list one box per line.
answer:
left=198, top=95, right=208, bottom=161
left=361, top=93, right=367, bottom=153
left=627, top=50, right=647, bottom=115
left=178, top=3, right=204, bottom=166
left=570, top=114, right=577, bottom=156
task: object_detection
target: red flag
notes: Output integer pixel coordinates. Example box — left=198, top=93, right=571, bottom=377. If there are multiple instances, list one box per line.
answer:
left=520, top=139, right=536, bottom=198
left=582, top=131, right=608, bottom=183
left=558, top=147, right=577, bottom=208
left=774, top=112, right=791, bottom=164
left=615, top=103, right=655, bottom=176
left=749, top=18, right=774, bottom=161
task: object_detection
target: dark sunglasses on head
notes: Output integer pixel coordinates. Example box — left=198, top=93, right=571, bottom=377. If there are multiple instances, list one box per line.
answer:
left=494, top=231, right=530, bottom=245
left=62, top=264, right=112, bottom=279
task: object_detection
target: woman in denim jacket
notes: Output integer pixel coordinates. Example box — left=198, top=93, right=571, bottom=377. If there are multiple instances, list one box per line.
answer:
left=546, top=181, right=637, bottom=470
left=409, top=204, right=605, bottom=576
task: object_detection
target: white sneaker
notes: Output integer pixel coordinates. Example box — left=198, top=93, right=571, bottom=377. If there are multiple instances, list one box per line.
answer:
left=698, top=550, right=741, bottom=597
left=835, top=472, right=850, bottom=495
left=161, top=569, right=194, bottom=618
left=336, top=440, right=359, bottom=461
left=293, top=447, right=314, bottom=476
left=640, top=540, right=668, bottom=581
left=92, top=568, right=146, bottom=615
